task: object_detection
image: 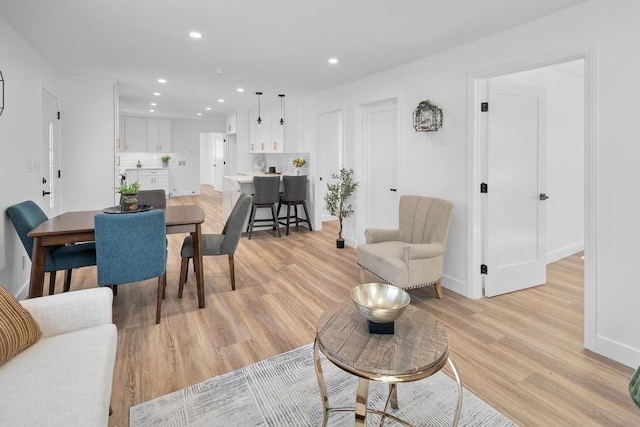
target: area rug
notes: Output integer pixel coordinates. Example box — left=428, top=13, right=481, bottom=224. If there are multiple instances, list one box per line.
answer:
left=130, top=343, right=516, bottom=426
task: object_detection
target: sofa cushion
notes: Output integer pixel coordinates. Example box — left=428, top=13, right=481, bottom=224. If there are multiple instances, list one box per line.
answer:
left=0, top=285, right=42, bottom=366
left=0, top=323, right=117, bottom=426
left=357, top=241, right=409, bottom=286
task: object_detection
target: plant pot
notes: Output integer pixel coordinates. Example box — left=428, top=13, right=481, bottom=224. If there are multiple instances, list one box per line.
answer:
left=120, top=194, right=139, bottom=212
left=336, top=239, right=345, bottom=249
left=162, top=161, right=169, bottom=168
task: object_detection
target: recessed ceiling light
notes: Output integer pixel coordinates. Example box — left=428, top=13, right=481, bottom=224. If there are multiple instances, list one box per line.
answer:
left=213, top=69, right=224, bottom=75
left=153, top=92, right=161, bottom=96
left=205, top=107, right=211, bottom=111
left=237, top=88, right=245, bottom=93
left=157, top=78, right=167, bottom=84
left=189, top=31, right=202, bottom=39
left=218, top=99, right=225, bottom=103
left=149, top=109, right=155, bottom=113
left=328, top=58, right=339, bottom=64
left=150, top=102, right=157, bottom=106
left=197, top=113, right=202, bottom=116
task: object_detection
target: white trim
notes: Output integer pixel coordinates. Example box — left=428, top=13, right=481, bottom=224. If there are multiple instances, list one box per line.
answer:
left=595, top=335, right=640, bottom=368
left=467, top=42, right=598, bottom=351
left=546, top=242, right=584, bottom=264
left=441, top=274, right=467, bottom=297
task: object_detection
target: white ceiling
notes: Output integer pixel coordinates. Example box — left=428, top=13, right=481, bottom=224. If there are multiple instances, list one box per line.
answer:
left=0, top=0, right=586, bottom=119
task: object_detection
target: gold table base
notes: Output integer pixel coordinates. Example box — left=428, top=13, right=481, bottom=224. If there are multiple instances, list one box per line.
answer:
left=313, top=338, right=463, bottom=426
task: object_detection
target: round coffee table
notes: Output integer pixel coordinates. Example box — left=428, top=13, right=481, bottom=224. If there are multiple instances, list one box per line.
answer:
left=313, top=302, right=462, bottom=426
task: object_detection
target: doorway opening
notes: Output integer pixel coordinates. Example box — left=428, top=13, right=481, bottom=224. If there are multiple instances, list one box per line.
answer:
left=468, top=45, right=596, bottom=350
left=199, top=132, right=226, bottom=191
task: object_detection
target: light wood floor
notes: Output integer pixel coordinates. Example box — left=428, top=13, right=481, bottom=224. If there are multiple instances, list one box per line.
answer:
left=62, top=185, right=639, bottom=426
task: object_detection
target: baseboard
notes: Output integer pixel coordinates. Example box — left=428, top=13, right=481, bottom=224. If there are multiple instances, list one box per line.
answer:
left=546, top=241, right=584, bottom=264
left=595, top=334, right=640, bottom=368
left=16, top=279, right=29, bottom=300
left=442, top=274, right=472, bottom=298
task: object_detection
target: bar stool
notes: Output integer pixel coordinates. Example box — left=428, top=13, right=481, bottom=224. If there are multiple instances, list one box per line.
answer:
left=277, top=175, right=313, bottom=235
left=247, top=175, right=282, bottom=239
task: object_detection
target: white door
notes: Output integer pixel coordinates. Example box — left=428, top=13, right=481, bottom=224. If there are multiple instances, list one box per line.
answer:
left=363, top=99, right=398, bottom=229
left=199, top=133, right=214, bottom=185
left=214, top=134, right=225, bottom=190
left=484, top=81, right=547, bottom=297
left=41, top=89, right=60, bottom=217
left=317, top=111, right=342, bottom=222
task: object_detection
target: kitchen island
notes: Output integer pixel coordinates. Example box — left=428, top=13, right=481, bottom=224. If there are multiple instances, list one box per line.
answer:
left=223, top=173, right=312, bottom=229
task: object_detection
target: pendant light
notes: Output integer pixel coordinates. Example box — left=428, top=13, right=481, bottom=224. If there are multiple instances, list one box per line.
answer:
left=278, top=94, right=285, bottom=125
left=256, top=91, right=263, bottom=124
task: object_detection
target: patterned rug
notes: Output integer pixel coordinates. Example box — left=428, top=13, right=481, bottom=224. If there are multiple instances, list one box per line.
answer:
left=130, top=343, right=516, bottom=426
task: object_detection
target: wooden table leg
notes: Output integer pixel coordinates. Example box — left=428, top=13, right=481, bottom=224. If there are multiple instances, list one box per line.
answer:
left=29, top=237, right=46, bottom=298
left=192, top=224, right=205, bottom=308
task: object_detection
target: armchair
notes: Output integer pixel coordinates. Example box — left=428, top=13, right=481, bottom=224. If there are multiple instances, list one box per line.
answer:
left=356, top=195, right=453, bottom=298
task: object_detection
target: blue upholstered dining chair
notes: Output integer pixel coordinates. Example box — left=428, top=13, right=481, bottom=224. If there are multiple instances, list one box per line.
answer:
left=94, top=209, right=167, bottom=324
left=6, top=200, right=96, bottom=295
left=179, top=192, right=252, bottom=296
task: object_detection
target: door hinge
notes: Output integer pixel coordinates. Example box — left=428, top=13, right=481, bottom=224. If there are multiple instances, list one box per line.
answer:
left=57, top=111, right=61, bottom=120
left=480, top=182, right=488, bottom=193
left=481, top=264, right=488, bottom=275
left=481, top=102, right=489, bottom=112
left=58, top=170, right=61, bottom=178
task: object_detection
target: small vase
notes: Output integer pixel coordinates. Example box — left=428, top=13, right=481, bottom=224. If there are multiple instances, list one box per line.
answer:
left=295, top=167, right=300, bottom=175
left=120, top=194, right=139, bottom=212
left=162, top=161, right=169, bottom=168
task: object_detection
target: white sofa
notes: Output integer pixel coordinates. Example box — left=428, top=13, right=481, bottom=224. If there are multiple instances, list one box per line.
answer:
left=0, top=287, right=117, bottom=426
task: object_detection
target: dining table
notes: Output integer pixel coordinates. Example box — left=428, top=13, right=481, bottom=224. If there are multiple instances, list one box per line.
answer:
left=27, top=205, right=207, bottom=308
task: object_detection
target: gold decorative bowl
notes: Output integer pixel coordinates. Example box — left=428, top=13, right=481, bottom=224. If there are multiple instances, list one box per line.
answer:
left=351, top=283, right=411, bottom=324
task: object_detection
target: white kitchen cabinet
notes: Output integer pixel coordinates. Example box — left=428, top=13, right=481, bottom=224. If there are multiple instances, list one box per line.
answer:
left=146, top=118, right=171, bottom=152
left=122, top=117, right=147, bottom=152
left=249, top=109, right=283, bottom=153
left=125, top=169, right=169, bottom=194
left=226, top=112, right=237, bottom=134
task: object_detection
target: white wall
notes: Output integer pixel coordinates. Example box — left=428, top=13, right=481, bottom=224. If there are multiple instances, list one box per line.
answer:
left=492, top=62, right=585, bottom=263
left=301, top=0, right=640, bottom=367
left=0, top=14, right=59, bottom=296
left=170, top=117, right=225, bottom=195
left=58, top=77, right=116, bottom=211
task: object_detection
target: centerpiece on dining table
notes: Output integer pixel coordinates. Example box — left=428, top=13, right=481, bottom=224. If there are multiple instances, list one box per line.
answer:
left=118, top=181, right=140, bottom=212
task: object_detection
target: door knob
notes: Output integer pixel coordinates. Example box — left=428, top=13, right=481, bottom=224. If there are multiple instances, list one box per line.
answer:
left=42, top=190, right=51, bottom=197
left=539, top=193, right=549, bottom=201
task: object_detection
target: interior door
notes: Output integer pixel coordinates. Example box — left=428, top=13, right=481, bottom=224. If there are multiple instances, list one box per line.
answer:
left=41, top=89, right=60, bottom=217
left=363, top=99, right=398, bottom=229
left=317, top=111, right=342, bottom=222
left=484, top=81, right=547, bottom=297
left=214, top=133, right=225, bottom=190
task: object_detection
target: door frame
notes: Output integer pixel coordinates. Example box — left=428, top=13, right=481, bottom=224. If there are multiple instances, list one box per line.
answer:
left=467, top=43, right=597, bottom=349
left=315, top=109, right=344, bottom=230
left=41, top=88, right=61, bottom=217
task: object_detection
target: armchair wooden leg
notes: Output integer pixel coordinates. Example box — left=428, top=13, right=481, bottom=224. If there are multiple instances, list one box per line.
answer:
left=228, top=254, right=236, bottom=291
left=178, top=257, right=189, bottom=298
left=434, top=280, right=444, bottom=299
left=63, top=269, right=72, bottom=292
left=48, top=271, right=57, bottom=295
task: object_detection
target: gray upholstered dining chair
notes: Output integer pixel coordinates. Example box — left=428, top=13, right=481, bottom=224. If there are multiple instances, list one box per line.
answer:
left=6, top=200, right=97, bottom=295
left=179, top=192, right=252, bottom=294
left=247, top=175, right=281, bottom=239
left=135, top=189, right=166, bottom=208
left=277, top=175, right=312, bottom=235
left=356, top=195, right=453, bottom=298
left=94, top=209, right=167, bottom=324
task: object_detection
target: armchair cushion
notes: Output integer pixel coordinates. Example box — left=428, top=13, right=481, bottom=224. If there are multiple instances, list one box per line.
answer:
left=0, top=285, right=42, bottom=366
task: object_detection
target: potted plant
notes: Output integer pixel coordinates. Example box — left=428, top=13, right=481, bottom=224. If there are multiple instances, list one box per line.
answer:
left=161, top=155, right=171, bottom=167
left=324, top=168, right=358, bottom=248
left=118, top=181, right=141, bottom=212
left=292, top=158, right=305, bottom=175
